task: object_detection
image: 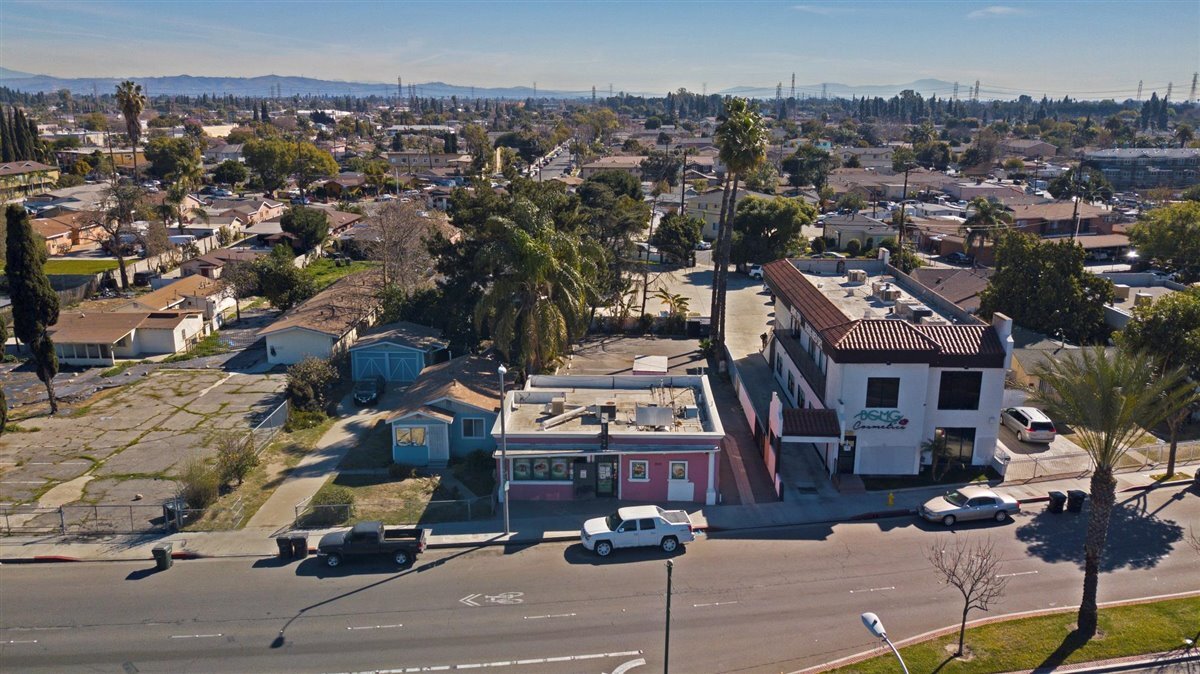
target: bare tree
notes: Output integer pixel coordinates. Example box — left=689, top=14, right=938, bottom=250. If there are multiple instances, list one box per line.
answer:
left=88, top=182, right=147, bottom=289
left=221, top=260, right=260, bottom=322
left=926, top=538, right=1009, bottom=657
left=360, top=201, right=434, bottom=291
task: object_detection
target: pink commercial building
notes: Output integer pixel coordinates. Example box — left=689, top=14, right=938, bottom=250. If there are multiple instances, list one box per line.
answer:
left=493, top=375, right=724, bottom=506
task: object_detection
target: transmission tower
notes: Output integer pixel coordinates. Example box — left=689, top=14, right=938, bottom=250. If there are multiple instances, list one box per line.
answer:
left=1137, top=80, right=1143, bottom=101
left=973, top=80, right=980, bottom=102
left=821, top=83, right=828, bottom=100
left=397, top=76, right=402, bottom=104
left=776, top=82, right=783, bottom=103
left=1189, top=72, right=1198, bottom=104
left=533, top=82, right=537, bottom=97
left=702, top=82, right=706, bottom=96
left=591, top=85, right=596, bottom=105
left=790, top=73, right=796, bottom=99
left=952, top=81, right=959, bottom=101
left=609, top=83, right=613, bottom=97
left=1165, top=81, right=1173, bottom=100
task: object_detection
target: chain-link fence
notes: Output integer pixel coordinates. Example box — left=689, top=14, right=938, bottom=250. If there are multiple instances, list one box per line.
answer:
left=249, top=400, right=289, bottom=454
left=293, top=496, right=496, bottom=529
left=1, top=497, right=246, bottom=535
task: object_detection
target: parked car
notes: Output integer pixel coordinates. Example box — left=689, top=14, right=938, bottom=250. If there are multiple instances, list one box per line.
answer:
left=317, top=521, right=428, bottom=567
left=748, top=264, right=764, bottom=279
left=695, top=240, right=712, bottom=251
left=353, top=378, right=382, bottom=406
left=580, top=505, right=696, bottom=557
left=1001, top=406, right=1057, bottom=443
left=920, top=486, right=1021, bottom=526
left=809, top=252, right=847, bottom=259
left=944, top=251, right=974, bottom=265
left=290, top=196, right=310, bottom=205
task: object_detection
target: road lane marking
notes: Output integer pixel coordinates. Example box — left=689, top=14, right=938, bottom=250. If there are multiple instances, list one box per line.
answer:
left=692, top=601, right=739, bottom=608
left=612, top=658, right=647, bottom=674
left=334, top=650, right=644, bottom=673
left=997, top=570, right=1039, bottom=578
left=4, top=639, right=38, bottom=644
left=170, top=634, right=222, bottom=639
left=522, top=613, right=575, bottom=620
left=347, top=624, right=403, bottom=630
left=849, top=586, right=895, bottom=593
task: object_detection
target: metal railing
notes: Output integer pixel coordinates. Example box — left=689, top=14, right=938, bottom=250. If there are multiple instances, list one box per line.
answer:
left=249, top=400, right=289, bottom=454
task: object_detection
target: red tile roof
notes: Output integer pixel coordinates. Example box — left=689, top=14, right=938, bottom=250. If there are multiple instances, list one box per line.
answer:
left=781, top=408, right=841, bottom=438
left=763, top=260, right=852, bottom=333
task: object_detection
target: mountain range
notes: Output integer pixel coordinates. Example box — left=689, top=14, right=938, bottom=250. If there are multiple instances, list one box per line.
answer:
left=0, top=69, right=1003, bottom=100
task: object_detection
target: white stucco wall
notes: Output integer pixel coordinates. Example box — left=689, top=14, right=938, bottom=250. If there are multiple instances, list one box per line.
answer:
left=266, top=328, right=336, bottom=365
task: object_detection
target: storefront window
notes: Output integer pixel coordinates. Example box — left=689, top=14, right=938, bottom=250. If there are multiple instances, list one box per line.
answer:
left=629, top=460, right=649, bottom=481
left=512, top=456, right=573, bottom=481
left=669, top=461, right=688, bottom=481
left=938, top=427, right=977, bottom=463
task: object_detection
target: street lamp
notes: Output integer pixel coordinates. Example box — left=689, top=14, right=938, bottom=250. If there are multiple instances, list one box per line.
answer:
left=497, top=364, right=510, bottom=536
left=861, top=612, right=909, bottom=674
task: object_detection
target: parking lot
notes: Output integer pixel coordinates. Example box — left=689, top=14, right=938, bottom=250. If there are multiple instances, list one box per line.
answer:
left=0, top=370, right=286, bottom=506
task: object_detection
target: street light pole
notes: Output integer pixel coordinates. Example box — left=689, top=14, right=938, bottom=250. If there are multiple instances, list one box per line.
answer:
left=664, top=560, right=674, bottom=674
left=497, top=364, right=510, bottom=536
left=861, top=612, right=909, bottom=674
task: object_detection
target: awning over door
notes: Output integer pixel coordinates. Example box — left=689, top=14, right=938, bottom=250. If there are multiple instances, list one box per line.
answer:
left=780, top=408, right=842, bottom=443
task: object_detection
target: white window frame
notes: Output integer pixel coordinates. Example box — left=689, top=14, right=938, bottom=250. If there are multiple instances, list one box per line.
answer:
left=628, top=460, right=650, bottom=482
left=461, top=417, right=486, bottom=439
left=668, top=461, right=688, bottom=481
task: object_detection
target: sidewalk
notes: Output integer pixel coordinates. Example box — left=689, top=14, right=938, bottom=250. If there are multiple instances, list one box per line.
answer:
left=3, top=468, right=1192, bottom=564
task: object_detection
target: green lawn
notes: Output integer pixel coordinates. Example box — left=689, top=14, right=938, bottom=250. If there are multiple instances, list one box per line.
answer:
left=829, top=596, right=1200, bottom=674
left=306, top=258, right=377, bottom=291
left=43, top=259, right=119, bottom=275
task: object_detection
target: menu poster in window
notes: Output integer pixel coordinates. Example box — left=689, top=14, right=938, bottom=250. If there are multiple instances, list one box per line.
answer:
left=630, top=461, right=648, bottom=480
left=550, top=458, right=570, bottom=480
left=512, top=459, right=531, bottom=480
left=531, top=458, right=550, bottom=479
left=670, top=461, right=687, bottom=480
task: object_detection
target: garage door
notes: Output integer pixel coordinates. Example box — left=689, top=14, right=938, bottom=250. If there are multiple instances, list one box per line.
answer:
left=353, top=349, right=423, bottom=383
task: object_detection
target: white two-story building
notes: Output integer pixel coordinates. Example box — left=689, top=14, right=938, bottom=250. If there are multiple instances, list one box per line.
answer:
left=762, top=255, right=1013, bottom=483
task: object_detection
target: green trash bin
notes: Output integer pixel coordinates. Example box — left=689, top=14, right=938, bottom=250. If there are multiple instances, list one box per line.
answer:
left=152, top=542, right=173, bottom=570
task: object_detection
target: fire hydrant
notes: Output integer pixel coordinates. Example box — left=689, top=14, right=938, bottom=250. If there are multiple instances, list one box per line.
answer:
left=887, top=492, right=895, bottom=507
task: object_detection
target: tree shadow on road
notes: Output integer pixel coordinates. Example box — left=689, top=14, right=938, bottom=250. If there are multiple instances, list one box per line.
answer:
left=1015, top=499, right=1184, bottom=571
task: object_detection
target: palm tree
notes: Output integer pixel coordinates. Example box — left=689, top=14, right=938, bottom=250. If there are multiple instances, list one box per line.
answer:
left=1032, top=347, right=1195, bottom=638
left=958, top=197, right=1012, bottom=259
left=474, top=197, right=602, bottom=374
left=1175, top=123, right=1195, bottom=148
left=710, top=98, right=767, bottom=360
left=116, top=81, right=147, bottom=179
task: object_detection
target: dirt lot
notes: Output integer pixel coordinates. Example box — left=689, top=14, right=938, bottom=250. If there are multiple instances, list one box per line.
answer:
left=0, top=369, right=286, bottom=506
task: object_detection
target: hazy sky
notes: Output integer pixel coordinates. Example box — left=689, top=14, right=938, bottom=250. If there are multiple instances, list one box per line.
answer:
left=2, top=0, right=1197, bottom=98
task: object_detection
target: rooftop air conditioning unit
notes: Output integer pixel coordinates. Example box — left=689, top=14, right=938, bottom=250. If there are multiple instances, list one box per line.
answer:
left=1134, top=292, right=1154, bottom=307
left=846, top=269, right=868, bottom=284
left=911, top=306, right=934, bottom=321
left=880, top=288, right=903, bottom=303
left=550, top=397, right=566, bottom=415
left=682, top=405, right=700, bottom=419
left=1113, top=284, right=1132, bottom=300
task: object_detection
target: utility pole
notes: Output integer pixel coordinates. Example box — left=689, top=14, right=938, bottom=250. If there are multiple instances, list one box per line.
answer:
left=664, top=560, right=674, bottom=674
left=679, top=148, right=689, bottom=214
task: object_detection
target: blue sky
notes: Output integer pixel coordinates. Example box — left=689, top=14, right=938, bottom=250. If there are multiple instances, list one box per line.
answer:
left=1, top=0, right=1196, bottom=98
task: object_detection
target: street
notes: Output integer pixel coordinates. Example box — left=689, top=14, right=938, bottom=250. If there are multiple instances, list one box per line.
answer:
left=2, top=486, right=1196, bottom=673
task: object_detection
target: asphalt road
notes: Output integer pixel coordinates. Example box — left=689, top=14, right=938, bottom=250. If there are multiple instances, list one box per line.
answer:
left=2, top=486, right=1197, bottom=674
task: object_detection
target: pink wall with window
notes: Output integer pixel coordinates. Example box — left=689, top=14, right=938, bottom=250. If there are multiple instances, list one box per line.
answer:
left=621, top=452, right=713, bottom=503
left=508, top=482, right=574, bottom=501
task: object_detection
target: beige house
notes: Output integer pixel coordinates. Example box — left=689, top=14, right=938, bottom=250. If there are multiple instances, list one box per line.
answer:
left=115, top=274, right=237, bottom=330
left=1, top=161, right=60, bottom=204
left=48, top=310, right=205, bottom=366
left=579, top=155, right=646, bottom=179
left=258, top=269, right=383, bottom=365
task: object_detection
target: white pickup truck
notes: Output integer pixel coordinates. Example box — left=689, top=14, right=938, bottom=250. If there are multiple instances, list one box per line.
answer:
left=580, top=505, right=696, bottom=557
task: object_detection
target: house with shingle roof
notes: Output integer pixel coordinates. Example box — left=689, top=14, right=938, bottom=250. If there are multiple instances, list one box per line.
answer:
left=115, top=274, right=237, bottom=330
left=48, top=310, right=205, bottom=366
left=385, top=352, right=502, bottom=467
left=763, top=255, right=1013, bottom=479
left=258, top=269, right=383, bottom=365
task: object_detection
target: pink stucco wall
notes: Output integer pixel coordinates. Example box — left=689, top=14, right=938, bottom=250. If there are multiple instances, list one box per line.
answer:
left=620, top=452, right=712, bottom=503
left=508, top=482, right=574, bottom=501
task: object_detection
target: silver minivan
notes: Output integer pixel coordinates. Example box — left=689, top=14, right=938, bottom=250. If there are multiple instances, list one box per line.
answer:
left=1001, top=406, right=1057, bottom=443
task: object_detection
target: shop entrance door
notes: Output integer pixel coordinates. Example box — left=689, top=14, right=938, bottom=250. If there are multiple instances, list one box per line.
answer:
left=596, top=458, right=617, bottom=497
left=572, top=459, right=594, bottom=498
left=837, top=436, right=857, bottom=474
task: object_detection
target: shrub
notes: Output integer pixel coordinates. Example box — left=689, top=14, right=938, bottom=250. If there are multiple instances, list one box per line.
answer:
left=810, top=236, right=826, bottom=253
left=307, top=484, right=355, bottom=526
left=286, top=356, right=337, bottom=412
left=845, top=239, right=862, bottom=257
left=178, top=460, right=220, bottom=510
left=215, top=433, right=258, bottom=487
left=284, top=409, right=327, bottom=432
left=388, top=463, right=419, bottom=480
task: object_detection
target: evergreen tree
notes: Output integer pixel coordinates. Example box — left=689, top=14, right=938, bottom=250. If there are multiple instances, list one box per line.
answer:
left=0, top=106, right=12, bottom=162
left=0, top=316, right=7, bottom=435
left=4, top=205, right=61, bottom=413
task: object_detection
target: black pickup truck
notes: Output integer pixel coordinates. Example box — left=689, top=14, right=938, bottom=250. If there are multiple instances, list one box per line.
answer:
left=317, top=521, right=428, bottom=567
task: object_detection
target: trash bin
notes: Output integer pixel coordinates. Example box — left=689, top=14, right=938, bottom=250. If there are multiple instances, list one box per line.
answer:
left=152, top=542, right=173, bottom=571
left=276, top=536, right=293, bottom=558
left=1047, top=491, right=1067, bottom=513
left=1067, top=489, right=1087, bottom=513
left=291, top=534, right=309, bottom=559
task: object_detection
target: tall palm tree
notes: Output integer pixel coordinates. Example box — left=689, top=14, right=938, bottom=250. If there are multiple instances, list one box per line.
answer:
left=116, top=81, right=146, bottom=179
left=710, top=98, right=767, bottom=359
left=474, top=197, right=602, bottom=374
left=958, top=197, right=1012, bottom=258
left=1032, top=347, right=1194, bottom=638
left=1175, top=123, right=1195, bottom=148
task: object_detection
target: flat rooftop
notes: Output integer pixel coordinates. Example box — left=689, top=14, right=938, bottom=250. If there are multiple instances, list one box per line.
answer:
left=502, top=374, right=724, bottom=437
left=799, top=267, right=964, bottom=326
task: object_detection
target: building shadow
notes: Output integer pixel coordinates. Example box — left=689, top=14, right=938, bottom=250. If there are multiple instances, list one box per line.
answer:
left=1015, top=502, right=1184, bottom=570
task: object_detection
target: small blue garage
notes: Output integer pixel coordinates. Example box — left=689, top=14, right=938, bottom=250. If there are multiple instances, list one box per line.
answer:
left=350, top=321, right=448, bottom=384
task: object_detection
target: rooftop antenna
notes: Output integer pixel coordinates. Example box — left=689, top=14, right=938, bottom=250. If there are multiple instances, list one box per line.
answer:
left=1136, top=80, right=1143, bottom=101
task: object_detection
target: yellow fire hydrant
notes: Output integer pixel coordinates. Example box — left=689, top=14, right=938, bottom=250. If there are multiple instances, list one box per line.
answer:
left=887, top=491, right=895, bottom=507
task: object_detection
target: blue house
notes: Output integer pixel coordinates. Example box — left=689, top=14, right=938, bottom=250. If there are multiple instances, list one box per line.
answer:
left=386, top=353, right=502, bottom=467
left=350, top=321, right=448, bottom=384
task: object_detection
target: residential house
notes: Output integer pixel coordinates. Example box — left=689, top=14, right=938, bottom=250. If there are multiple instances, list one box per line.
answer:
left=206, top=198, right=284, bottom=225
left=836, top=147, right=895, bottom=170
left=115, top=274, right=236, bottom=330
left=1083, top=148, right=1200, bottom=191
left=387, top=352, right=502, bottom=468
left=0, top=161, right=60, bottom=204
left=31, top=211, right=103, bottom=255
left=24, top=183, right=111, bottom=217
left=494, top=373, right=724, bottom=505
left=1007, top=201, right=1117, bottom=238
left=819, top=212, right=896, bottom=250
left=909, top=267, right=993, bottom=314
left=579, top=155, right=646, bottom=180
left=258, top=269, right=383, bottom=365
left=48, top=310, right=205, bottom=366
left=1101, top=271, right=1192, bottom=330
left=999, top=139, right=1057, bottom=159
left=386, top=150, right=471, bottom=173
left=202, top=143, right=244, bottom=164
left=763, top=257, right=1012, bottom=481
left=943, top=180, right=1028, bottom=201
left=350, top=320, right=449, bottom=384
left=686, top=187, right=776, bottom=240
left=323, top=172, right=368, bottom=198
left=179, top=248, right=264, bottom=279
